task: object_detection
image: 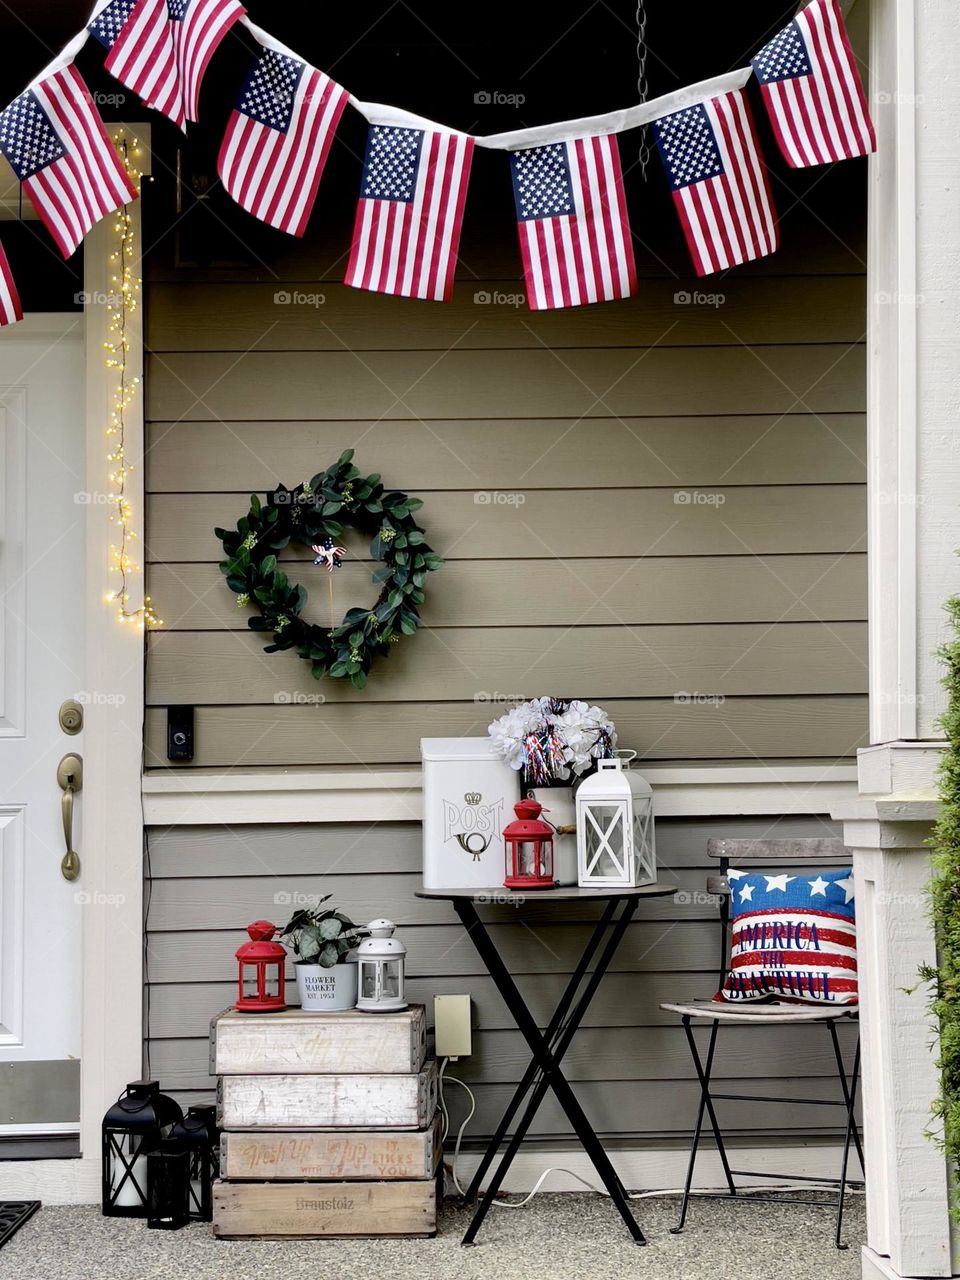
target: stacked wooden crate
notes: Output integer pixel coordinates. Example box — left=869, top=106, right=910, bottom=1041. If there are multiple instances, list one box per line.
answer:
left=211, top=1005, right=441, bottom=1237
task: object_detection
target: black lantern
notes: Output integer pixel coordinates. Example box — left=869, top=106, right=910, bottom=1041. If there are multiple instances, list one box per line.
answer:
left=147, top=1142, right=191, bottom=1230
left=170, top=1104, right=219, bottom=1221
left=101, top=1080, right=182, bottom=1217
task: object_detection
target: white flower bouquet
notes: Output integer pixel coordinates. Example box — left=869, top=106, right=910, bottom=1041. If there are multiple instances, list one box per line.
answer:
left=487, top=697, right=617, bottom=786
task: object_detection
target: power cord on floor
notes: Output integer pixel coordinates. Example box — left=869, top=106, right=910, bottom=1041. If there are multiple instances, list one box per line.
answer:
left=437, top=1057, right=864, bottom=1207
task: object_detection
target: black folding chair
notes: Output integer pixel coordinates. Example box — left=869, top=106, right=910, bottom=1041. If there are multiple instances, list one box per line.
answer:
left=661, top=837, right=864, bottom=1249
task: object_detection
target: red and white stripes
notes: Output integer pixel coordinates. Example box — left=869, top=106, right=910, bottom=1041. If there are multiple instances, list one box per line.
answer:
left=516, top=134, right=636, bottom=311
left=0, top=240, right=22, bottom=327
left=219, top=66, right=347, bottom=237
left=103, top=0, right=185, bottom=129
left=23, top=67, right=137, bottom=259
left=672, top=90, right=777, bottom=278
left=755, top=0, right=875, bottom=168
left=345, top=129, right=474, bottom=303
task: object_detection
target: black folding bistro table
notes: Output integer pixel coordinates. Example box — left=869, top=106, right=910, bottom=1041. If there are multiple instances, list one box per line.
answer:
left=415, top=883, right=676, bottom=1246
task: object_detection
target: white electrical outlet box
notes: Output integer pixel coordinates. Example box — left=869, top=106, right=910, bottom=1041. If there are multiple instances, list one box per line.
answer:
left=434, top=994, right=472, bottom=1059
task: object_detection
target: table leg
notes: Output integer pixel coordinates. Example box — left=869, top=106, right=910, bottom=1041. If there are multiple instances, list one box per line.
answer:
left=460, top=899, right=619, bottom=1205
left=454, top=897, right=646, bottom=1246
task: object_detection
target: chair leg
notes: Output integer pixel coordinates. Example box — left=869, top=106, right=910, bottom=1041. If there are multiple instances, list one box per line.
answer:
left=833, top=1035, right=861, bottom=1250
left=671, top=1018, right=735, bottom=1234
left=827, top=1019, right=866, bottom=1172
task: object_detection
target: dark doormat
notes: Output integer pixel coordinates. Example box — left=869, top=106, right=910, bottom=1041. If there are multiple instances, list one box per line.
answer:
left=0, top=1201, right=40, bottom=1248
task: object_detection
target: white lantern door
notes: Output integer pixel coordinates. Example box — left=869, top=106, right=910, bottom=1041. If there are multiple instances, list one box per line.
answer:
left=581, top=801, right=631, bottom=884
left=632, top=804, right=656, bottom=884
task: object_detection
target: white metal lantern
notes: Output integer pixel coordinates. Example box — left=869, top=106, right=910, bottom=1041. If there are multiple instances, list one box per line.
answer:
left=576, top=752, right=656, bottom=888
left=356, top=919, right=407, bottom=1012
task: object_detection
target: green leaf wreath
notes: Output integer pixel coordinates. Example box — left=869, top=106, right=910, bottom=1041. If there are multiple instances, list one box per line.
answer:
left=215, top=450, right=442, bottom=690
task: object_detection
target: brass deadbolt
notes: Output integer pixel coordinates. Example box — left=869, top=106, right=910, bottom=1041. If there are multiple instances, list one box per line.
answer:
left=59, top=700, right=83, bottom=735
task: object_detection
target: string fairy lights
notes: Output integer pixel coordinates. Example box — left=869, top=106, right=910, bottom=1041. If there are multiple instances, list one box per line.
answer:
left=103, top=132, right=160, bottom=629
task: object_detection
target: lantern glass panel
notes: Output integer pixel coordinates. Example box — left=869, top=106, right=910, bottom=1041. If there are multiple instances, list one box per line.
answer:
left=360, top=961, right=377, bottom=1001
left=381, top=960, right=401, bottom=1000
left=107, top=1133, right=149, bottom=1210
left=583, top=804, right=627, bottom=879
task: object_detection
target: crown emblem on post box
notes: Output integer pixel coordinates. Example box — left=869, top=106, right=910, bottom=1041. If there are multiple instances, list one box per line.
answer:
left=463, top=792, right=481, bottom=805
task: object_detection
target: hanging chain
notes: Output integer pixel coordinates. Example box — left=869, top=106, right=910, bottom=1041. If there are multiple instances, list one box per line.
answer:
left=636, top=0, right=651, bottom=180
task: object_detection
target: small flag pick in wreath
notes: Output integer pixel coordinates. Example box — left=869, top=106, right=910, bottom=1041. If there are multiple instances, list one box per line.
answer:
left=215, top=450, right=442, bottom=690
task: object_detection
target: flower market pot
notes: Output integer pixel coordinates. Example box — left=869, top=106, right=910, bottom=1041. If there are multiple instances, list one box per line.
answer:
left=295, top=960, right=358, bottom=1012
left=524, top=783, right=577, bottom=885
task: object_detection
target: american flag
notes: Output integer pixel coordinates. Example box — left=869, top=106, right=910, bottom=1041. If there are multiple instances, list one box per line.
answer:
left=345, top=124, right=474, bottom=303
left=168, top=0, right=245, bottom=124
left=719, top=868, right=857, bottom=1005
left=752, top=0, right=875, bottom=168
left=0, top=66, right=138, bottom=259
left=0, top=239, right=22, bottom=327
left=88, top=0, right=185, bottom=130
left=651, top=89, right=777, bottom=277
left=219, top=44, right=347, bottom=237
left=509, top=134, right=636, bottom=311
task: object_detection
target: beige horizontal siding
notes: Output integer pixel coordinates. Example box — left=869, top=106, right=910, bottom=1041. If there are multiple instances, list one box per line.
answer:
left=145, top=415, right=865, bottom=493
left=145, top=276, right=866, bottom=352
left=145, top=344, right=863, bottom=422
left=147, top=486, right=866, bottom=563
left=144, top=696, right=866, bottom=768
left=146, top=623, right=866, bottom=707
left=150, top=555, right=866, bottom=631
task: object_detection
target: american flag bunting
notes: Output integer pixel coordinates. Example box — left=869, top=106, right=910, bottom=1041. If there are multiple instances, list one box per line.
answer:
left=0, top=239, right=22, bottom=326
left=752, top=0, right=874, bottom=168
left=0, top=65, right=137, bottom=258
left=509, top=133, right=636, bottom=311
left=168, top=0, right=245, bottom=124
left=219, top=40, right=348, bottom=237
left=88, top=0, right=185, bottom=129
left=719, top=867, right=857, bottom=1005
left=345, top=122, right=474, bottom=303
left=651, top=88, right=777, bottom=277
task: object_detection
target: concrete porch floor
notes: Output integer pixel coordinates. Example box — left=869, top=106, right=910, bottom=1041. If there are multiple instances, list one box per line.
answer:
left=3, top=1193, right=866, bottom=1280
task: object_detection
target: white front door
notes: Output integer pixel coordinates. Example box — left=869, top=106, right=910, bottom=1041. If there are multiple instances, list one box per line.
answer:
left=0, top=315, right=85, bottom=1137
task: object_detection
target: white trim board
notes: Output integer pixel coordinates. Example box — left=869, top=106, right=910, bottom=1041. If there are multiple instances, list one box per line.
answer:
left=142, top=764, right=858, bottom=825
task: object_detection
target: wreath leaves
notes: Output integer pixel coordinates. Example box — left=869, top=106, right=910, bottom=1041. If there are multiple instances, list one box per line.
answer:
left=214, top=450, right=442, bottom=690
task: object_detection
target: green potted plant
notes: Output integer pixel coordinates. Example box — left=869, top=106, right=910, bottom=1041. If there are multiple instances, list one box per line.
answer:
left=280, top=899, right=366, bottom=1012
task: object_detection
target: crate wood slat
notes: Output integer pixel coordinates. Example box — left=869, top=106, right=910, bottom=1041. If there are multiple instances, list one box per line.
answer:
left=211, top=1006, right=427, bottom=1075
left=218, top=1064, right=438, bottom=1130
left=212, top=1177, right=439, bottom=1237
left=220, top=1117, right=442, bottom=1181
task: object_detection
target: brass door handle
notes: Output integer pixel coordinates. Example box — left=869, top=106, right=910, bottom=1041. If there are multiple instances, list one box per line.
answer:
left=57, top=753, right=82, bottom=882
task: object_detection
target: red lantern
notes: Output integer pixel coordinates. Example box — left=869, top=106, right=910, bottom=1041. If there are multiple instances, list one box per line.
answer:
left=235, top=920, right=286, bottom=1013
left=503, top=799, right=556, bottom=890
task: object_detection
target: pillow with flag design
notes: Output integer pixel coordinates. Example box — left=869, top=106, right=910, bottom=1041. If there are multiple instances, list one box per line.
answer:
left=717, top=867, right=857, bottom=1005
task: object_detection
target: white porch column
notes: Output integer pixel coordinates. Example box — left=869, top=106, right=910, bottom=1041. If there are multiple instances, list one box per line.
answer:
left=835, top=749, right=951, bottom=1279
left=837, top=0, right=960, bottom=1275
